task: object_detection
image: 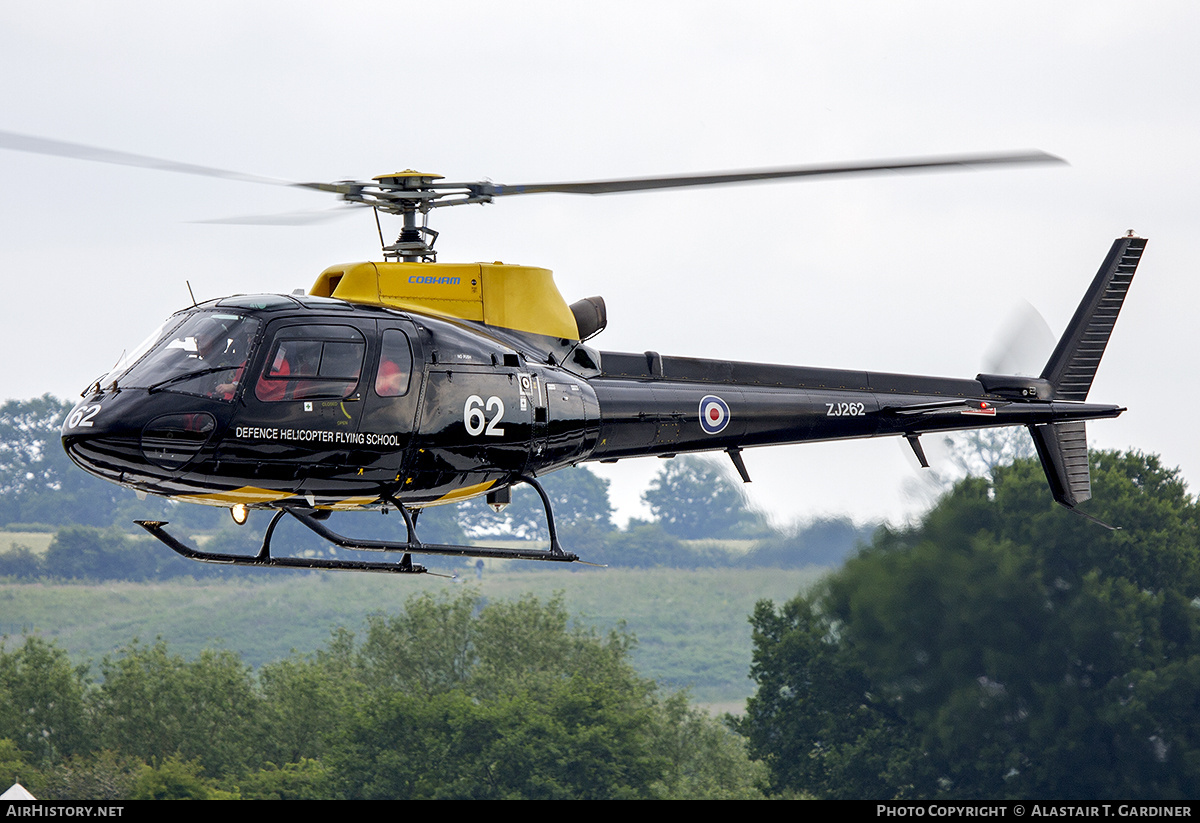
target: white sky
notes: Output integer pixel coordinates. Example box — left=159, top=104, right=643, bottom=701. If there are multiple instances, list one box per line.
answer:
left=0, top=1, right=1195, bottom=528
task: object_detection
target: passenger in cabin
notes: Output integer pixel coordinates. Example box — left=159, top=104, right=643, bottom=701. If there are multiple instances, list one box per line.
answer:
left=193, top=321, right=257, bottom=401
left=212, top=328, right=256, bottom=400
left=375, top=330, right=412, bottom=398
left=375, top=358, right=406, bottom=397
left=256, top=345, right=292, bottom=402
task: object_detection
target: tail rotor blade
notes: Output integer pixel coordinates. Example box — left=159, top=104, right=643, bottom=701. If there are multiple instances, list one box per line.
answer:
left=983, top=299, right=1056, bottom=376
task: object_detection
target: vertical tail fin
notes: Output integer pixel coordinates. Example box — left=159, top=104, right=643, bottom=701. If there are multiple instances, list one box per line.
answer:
left=1032, top=235, right=1145, bottom=515
left=1040, top=235, right=1146, bottom=400
left=1029, top=421, right=1091, bottom=507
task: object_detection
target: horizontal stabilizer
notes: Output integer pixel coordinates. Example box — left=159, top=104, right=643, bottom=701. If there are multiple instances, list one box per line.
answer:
left=1029, top=421, right=1091, bottom=507
left=1041, top=236, right=1146, bottom=400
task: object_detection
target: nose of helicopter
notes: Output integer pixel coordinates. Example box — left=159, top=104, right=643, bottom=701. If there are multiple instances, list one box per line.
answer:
left=61, top=395, right=219, bottom=487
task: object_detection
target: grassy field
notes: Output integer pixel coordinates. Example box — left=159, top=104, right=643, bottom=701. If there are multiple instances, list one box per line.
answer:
left=0, top=532, right=54, bottom=554
left=0, top=565, right=825, bottom=705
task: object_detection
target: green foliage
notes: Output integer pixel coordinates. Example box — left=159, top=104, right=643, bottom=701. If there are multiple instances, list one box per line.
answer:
left=130, top=755, right=223, bottom=800
left=597, top=521, right=686, bottom=567
left=0, top=589, right=767, bottom=799
left=469, top=593, right=635, bottom=698
left=543, top=466, right=617, bottom=531
left=357, top=591, right=479, bottom=694
left=354, top=591, right=639, bottom=699
left=256, top=653, right=356, bottom=766
left=93, top=641, right=262, bottom=778
left=0, top=396, right=126, bottom=528
left=0, top=637, right=92, bottom=763
left=644, top=456, right=769, bottom=539
left=330, top=590, right=760, bottom=799
left=233, top=759, right=332, bottom=800
left=652, top=693, right=767, bottom=799
left=0, top=738, right=31, bottom=793
left=742, top=450, right=1200, bottom=799
left=408, top=502, right=468, bottom=545
left=740, top=595, right=924, bottom=799
left=947, top=427, right=1038, bottom=479
left=337, top=675, right=667, bottom=799
left=32, top=750, right=142, bottom=801
left=740, top=516, right=876, bottom=567
left=0, top=566, right=820, bottom=705
left=44, top=526, right=157, bottom=581
left=0, top=545, right=44, bottom=580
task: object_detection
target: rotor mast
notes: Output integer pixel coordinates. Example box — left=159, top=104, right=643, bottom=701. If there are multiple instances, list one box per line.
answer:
left=362, top=172, right=447, bottom=262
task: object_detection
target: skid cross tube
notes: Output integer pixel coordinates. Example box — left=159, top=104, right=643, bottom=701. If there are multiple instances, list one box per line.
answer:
left=516, top=473, right=567, bottom=556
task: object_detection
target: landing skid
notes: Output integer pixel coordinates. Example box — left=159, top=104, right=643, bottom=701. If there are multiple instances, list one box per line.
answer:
left=134, top=474, right=582, bottom=575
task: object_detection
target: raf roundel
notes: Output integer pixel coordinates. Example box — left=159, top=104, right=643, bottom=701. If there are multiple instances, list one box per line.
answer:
left=699, top=395, right=730, bottom=435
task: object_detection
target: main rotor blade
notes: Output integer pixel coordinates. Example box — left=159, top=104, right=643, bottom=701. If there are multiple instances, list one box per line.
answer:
left=0, top=129, right=304, bottom=188
left=193, top=205, right=361, bottom=226
left=483, top=151, right=1064, bottom=196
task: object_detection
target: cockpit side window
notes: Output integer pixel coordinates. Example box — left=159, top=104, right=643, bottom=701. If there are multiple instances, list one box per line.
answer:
left=255, top=324, right=365, bottom=402
left=374, top=329, right=414, bottom=398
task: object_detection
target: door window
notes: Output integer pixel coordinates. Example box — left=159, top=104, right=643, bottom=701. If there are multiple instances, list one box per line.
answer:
left=374, top=329, right=414, bottom=398
left=255, top=325, right=365, bottom=402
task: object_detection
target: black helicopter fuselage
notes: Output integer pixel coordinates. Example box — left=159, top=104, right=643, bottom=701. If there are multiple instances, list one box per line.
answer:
left=59, top=235, right=1145, bottom=572
left=61, top=295, right=1119, bottom=512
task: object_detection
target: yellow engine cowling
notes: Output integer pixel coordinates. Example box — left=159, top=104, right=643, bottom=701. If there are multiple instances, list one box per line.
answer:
left=309, top=261, right=581, bottom=340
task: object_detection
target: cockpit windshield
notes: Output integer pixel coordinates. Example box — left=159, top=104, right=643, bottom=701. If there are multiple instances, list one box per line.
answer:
left=110, top=312, right=261, bottom=401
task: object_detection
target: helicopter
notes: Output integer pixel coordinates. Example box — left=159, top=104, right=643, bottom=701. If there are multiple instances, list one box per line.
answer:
left=0, top=131, right=1145, bottom=575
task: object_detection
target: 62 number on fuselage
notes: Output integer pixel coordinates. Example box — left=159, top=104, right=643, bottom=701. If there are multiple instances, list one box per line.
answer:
left=464, top=395, right=506, bottom=437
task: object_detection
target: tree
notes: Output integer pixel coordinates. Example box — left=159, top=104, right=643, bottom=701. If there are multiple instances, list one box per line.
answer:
left=0, top=591, right=764, bottom=799
left=651, top=692, right=767, bottom=799
left=0, top=396, right=225, bottom=534
left=946, top=427, right=1037, bottom=479
left=92, top=640, right=262, bottom=778
left=129, top=755, right=227, bottom=800
left=742, top=450, right=1200, bottom=799
left=0, top=739, right=32, bottom=795
left=330, top=590, right=761, bottom=799
left=594, top=521, right=686, bottom=568
left=0, top=396, right=126, bottom=527
left=0, top=638, right=92, bottom=764
left=336, top=675, right=668, bottom=799
left=44, top=526, right=158, bottom=581
left=32, top=750, right=142, bottom=801
left=643, top=455, right=767, bottom=539
left=233, top=758, right=332, bottom=800
left=739, top=595, right=926, bottom=798
left=0, top=545, right=44, bottom=579
left=739, top=515, right=878, bottom=568
left=256, top=653, right=358, bottom=766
